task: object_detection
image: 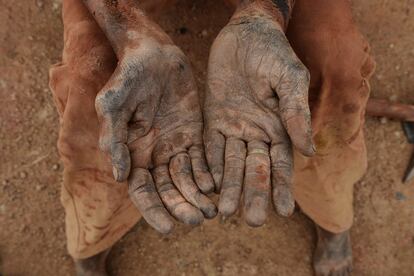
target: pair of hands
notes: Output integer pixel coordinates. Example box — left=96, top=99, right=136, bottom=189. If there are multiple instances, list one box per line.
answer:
left=95, top=4, right=314, bottom=233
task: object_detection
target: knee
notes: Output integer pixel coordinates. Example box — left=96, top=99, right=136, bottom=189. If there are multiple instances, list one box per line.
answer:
left=313, top=27, right=375, bottom=84
left=57, top=124, right=99, bottom=165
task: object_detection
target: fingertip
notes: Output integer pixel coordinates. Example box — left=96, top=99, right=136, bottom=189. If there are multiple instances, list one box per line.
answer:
left=175, top=204, right=204, bottom=226
left=303, top=141, right=316, bottom=157
left=144, top=206, right=175, bottom=234
left=284, top=114, right=314, bottom=157
left=245, top=211, right=266, bottom=228
left=298, top=143, right=316, bottom=157
left=186, top=215, right=204, bottom=226
left=244, top=199, right=267, bottom=227
left=157, top=219, right=175, bottom=234
left=218, top=199, right=237, bottom=218
left=198, top=198, right=217, bottom=219
left=150, top=211, right=175, bottom=234
left=273, top=185, right=295, bottom=217
left=288, top=127, right=315, bottom=157
left=275, top=201, right=295, bottom=217
left=203, top=202, right=218, bottom=219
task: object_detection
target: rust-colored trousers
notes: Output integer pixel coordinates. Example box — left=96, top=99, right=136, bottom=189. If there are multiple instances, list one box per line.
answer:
left=49, top=0, right=375, bottom=259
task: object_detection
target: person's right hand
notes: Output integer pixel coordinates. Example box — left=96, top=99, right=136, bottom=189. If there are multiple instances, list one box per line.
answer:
left=95, top=29, right=216, bottom=234
left=82, top=0, right=217, bottom=234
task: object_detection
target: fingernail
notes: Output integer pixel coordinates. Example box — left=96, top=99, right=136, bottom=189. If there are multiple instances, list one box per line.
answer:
left=312, top=144, right=317, bottom=153
left=113, top=167, right=119, bottom=181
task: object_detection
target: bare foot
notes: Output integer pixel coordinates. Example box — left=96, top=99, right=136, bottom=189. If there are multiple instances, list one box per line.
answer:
left=74, top=249, right=111, bottom=276
left=313, top=225, right=353, bottom=276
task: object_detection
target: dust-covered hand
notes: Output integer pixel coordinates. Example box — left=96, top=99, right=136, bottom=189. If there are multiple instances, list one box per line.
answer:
left=204, top=1, right=315, bottom=226
left=84, top=0, right=216, bottom=233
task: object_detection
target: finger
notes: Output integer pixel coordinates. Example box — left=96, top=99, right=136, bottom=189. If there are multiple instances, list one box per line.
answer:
left=96, top=94, right=131, bottom=182
left=244, top=140, right=271, bottom=227
left=128, top=168, right=174, bottom=234
left=204, top=130, right=225, bottom=192
left=189, top=145, right=215, bottom=194
left=218, top=137, right=246, bottom=217
left=272, top=63, right=315, bottom=157
left=270, top=141, right=295, bottom=217
left=169, top=153, right=217, bottom=218
left=153, top=165, right=204, bottom=225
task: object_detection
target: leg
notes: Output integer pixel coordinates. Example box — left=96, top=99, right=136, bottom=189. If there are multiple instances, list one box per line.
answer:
left=286, top=0, right=375, bottom=275
left=313, top=227, right=352, bottom=276
left=74, top=249, right=111, bottom=276
left=49, top=0, right=141, bottom=274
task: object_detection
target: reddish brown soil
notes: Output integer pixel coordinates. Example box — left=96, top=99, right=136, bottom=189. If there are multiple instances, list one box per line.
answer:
left=1, top=0, right=413, bottom=275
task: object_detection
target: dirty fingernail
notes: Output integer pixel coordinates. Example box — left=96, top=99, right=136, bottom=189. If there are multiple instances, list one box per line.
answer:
left=113, top=167, right=119, bottom=182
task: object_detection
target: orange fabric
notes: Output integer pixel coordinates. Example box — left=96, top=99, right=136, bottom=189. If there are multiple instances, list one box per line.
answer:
left=288, top=0, right=375, bottom=233
left=49, top=0, right=375, bottom=259
left=49, top=0, right=141, bottom=259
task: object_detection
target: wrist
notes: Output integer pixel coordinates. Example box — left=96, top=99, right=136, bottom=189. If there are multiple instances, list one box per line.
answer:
left=84, top=0, right=172, bottom=57
left=232, top=0, right=293, bottom=31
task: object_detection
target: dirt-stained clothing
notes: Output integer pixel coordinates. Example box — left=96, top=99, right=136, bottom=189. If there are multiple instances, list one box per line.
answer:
left=49, top=0, right=375, bottom=259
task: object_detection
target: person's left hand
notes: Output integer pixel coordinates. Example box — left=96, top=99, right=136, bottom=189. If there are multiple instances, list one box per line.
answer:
left=204, top=10, right=315, bottom=226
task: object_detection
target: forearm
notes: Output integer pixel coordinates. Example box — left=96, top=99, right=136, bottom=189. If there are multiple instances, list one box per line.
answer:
left=229, top=0, right=295, bottom=31
left=83, top=0, right=171, bottom=57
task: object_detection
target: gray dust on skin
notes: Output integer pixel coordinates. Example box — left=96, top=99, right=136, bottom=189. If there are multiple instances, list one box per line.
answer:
left=314, top=226, right=353, bottom=276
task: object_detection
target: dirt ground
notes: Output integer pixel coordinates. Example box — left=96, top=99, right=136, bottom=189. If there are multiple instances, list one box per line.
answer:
left=1, top=0, right=413, bottom=275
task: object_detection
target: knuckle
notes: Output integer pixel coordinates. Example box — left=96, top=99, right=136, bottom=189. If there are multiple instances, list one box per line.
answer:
left=287, top=62, right=310, bottom=83
left=95, top=90, right=116, bottom=114
left=163, top=46, right=191, bottom=71
left=164, top=45, right=186, bottom=59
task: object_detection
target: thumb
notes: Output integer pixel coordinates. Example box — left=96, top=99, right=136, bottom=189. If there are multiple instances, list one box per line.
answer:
left=96, top=89, right=132, bottom=182
left=273, top=63, right=315, bottom=156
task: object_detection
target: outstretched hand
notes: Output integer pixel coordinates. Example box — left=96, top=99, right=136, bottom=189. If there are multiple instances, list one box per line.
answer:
left=85, top=0, right=217, bottom=233
left=98, top=40, right=217, bottom=233
left=204, top=10, right=314, bottom=226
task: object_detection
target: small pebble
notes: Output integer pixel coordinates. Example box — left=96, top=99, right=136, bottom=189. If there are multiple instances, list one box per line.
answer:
left=201, top=29, right=208, bottom=37
left=52, top=163, right=60, bottom=171
left=36, top=0, right=44, bottom=8
left=395, top=191, right=406, bottom=201
left=52, top=2, right=60, bottom=11
left=389, top=94, right=398, bottom=102
left=0, top=204, right=6, bottom=214
left=20, top=225, right=28, bottom=233
left=178, top=27, right=188, bottom=35
left=19, top=171, right=28, bottom=179
left=380, top=117, right=388, bottom=124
